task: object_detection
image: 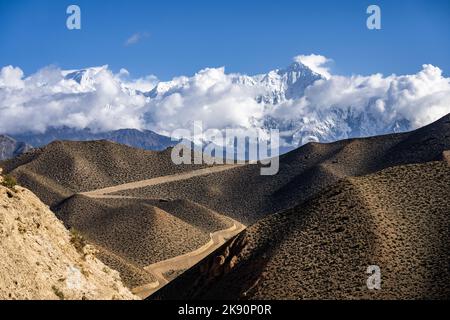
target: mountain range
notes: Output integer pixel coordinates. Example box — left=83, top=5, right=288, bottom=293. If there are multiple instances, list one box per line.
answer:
left=151, top=113, right=450, bottom=300
left=1, top=59, right=447, bottom=160
left=66, top=60, right=421, bottom=147
left=142, top=60, right=414, bottom=146
left=12, top=127, right=176, bottom=150
left=0, top=128, right=176, bottom=161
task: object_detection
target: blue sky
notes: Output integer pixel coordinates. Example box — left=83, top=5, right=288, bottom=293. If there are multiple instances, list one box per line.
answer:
left=0, top=0, right=449, bottom=79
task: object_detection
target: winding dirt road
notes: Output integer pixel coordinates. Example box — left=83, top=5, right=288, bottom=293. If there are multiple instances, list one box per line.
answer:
left=132, top=221, right=245, bottom=298
left=78, top=164, right=246, bottom=299
left=80, top=164, right=242, bottom=197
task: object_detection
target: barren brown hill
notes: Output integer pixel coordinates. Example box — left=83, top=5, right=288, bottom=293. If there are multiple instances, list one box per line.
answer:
left=0, top=140, right=231, bottom=292
left=115, top=114, right=450, bottom=224
left=152, top=159, right=450, bottom=300
left=1, top=140, right=208, bottom=207
left=53, top=195, right=235, bottom=288
left=2, top=114, right=449, bottom=299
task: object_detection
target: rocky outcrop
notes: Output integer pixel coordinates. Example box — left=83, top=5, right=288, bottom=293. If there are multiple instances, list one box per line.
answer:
left=0, top=172, right=138, bottom=300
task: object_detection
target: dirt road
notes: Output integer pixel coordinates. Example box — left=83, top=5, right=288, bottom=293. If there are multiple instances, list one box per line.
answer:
left=80, top=164, right=242, bottom=197
left=132, top=221, right=245, bottom=298
left=78, top=164, right=246, bottom=299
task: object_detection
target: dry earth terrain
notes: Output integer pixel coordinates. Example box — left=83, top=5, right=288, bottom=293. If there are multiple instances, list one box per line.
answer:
left=115, top=114, right=450, bottom=225
left=0, top=174, right=137, bottom=300
left=153, top=159, right=450, bottom=299
left=2, top=113, right=450, bottom=299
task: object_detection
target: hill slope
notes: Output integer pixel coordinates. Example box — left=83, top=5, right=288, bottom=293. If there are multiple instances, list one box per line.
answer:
left=153, top=159, right=450, bottom=300
left=53, top=195, right=236, bottom=288
left=1, top=140, right=207, bottom=207
left=1, top=140, right=237, bottom=292
left=3, top=114, right=449, bottom=299
left=115, top=114, right=450, bottom=224
left=0, top=177, right=137, bottom=300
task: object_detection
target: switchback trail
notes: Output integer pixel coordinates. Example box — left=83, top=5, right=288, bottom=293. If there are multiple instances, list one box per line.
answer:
left=77, top=164, right=246, bottom=299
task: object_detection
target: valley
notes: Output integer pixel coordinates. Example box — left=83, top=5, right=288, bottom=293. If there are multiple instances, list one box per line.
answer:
left=1, top=113, right=449, bottom=300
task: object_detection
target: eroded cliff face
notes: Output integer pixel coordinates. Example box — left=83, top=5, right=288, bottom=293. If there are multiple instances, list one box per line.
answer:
left=0, top=172, right=138, bottom=300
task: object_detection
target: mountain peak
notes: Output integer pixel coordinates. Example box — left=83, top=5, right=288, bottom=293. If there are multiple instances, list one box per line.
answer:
left=63, top=66, right=108, bottom=85
left=283, top=61, right=311, bottom=72
left=255, top=60, right=323, bottom=103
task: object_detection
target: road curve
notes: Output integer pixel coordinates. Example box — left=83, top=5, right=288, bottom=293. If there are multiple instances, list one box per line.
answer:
left=132, top=221, right=245, bottom=298
left=77, top=164, right=246, bottom=299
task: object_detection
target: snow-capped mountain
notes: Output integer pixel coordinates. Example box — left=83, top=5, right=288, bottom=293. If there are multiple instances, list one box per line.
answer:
left=250, top=61, right=323, bottom=104
left=2, top=57, right=448, bottom=154
left=140, top=61, right=412, bottom=151
left=146, top=61, right=322, bottom=104
left=62, top=66, right=108, bottom=91
left=63, top=67, right=104, bottom=84
left=145, top=77, right=190, bottom=98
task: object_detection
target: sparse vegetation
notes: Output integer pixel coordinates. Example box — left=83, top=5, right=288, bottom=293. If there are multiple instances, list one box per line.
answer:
left=1, top=174, right=16, bottom=190
left=0, top=183, right=137, bottom=300
left=18, top=225, right=27, bottom=234
left=52, top=285, right=65, bottom=300
left=70, top=228, right=87, bottom=257
left=79, top=265, right=90, bottom=277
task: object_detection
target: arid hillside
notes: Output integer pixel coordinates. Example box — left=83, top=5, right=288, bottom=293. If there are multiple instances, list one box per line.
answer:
left=0, top=140, right=240, bottom=296
left=53, top=195, right=236, bottom=289
left=1, top=140, right=207, bottom=207
left=115, top=114, right=450, bottom=224
left=0, top=174, right=137, bottom=300
left=2, top=114, right=449, bottom=300
left=153, top=159, right=450, bottom=300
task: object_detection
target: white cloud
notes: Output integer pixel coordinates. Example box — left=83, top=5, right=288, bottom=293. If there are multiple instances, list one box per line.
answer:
left=145, top=67, right=265, bottom=134
left=0, top=66, right=148, bottom=134
left=296, top=64, right=450, bottom=130
left=0, top=66, right=25, bottom=89
left=115, top=68, right=158, bottom=92
left=124, top=32, right=150, bottom=46
left=386, top=64, right=450, bottom=128
left=294, top=54, right=332, bottom=79
left=0, top=56, right=449, bottom=146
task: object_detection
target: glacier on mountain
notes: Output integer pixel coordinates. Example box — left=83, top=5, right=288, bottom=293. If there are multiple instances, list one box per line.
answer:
left=1, top=56, right=449, bottom=152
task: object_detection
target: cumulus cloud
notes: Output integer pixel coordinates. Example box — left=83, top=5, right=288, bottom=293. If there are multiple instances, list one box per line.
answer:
left=0, top=66, right=149, bottom=134
left=0, top=66, right=25, bottom=88
left=386, top=64, right=450, bottom=128
left=0, top=56, right=449, bottom=146
left=298, top=64, right=450, bottom=130
left=116, top=68, right=158, bottom=92
left=124, top=32, right=150, bottom=46
left=145, top=67, right=265, bottom=135
left=294, top=54, right=332, bottom=79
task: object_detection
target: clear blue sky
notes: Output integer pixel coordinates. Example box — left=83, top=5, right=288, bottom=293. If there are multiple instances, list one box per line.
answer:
left=0, top=0, right=449, bottom=79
